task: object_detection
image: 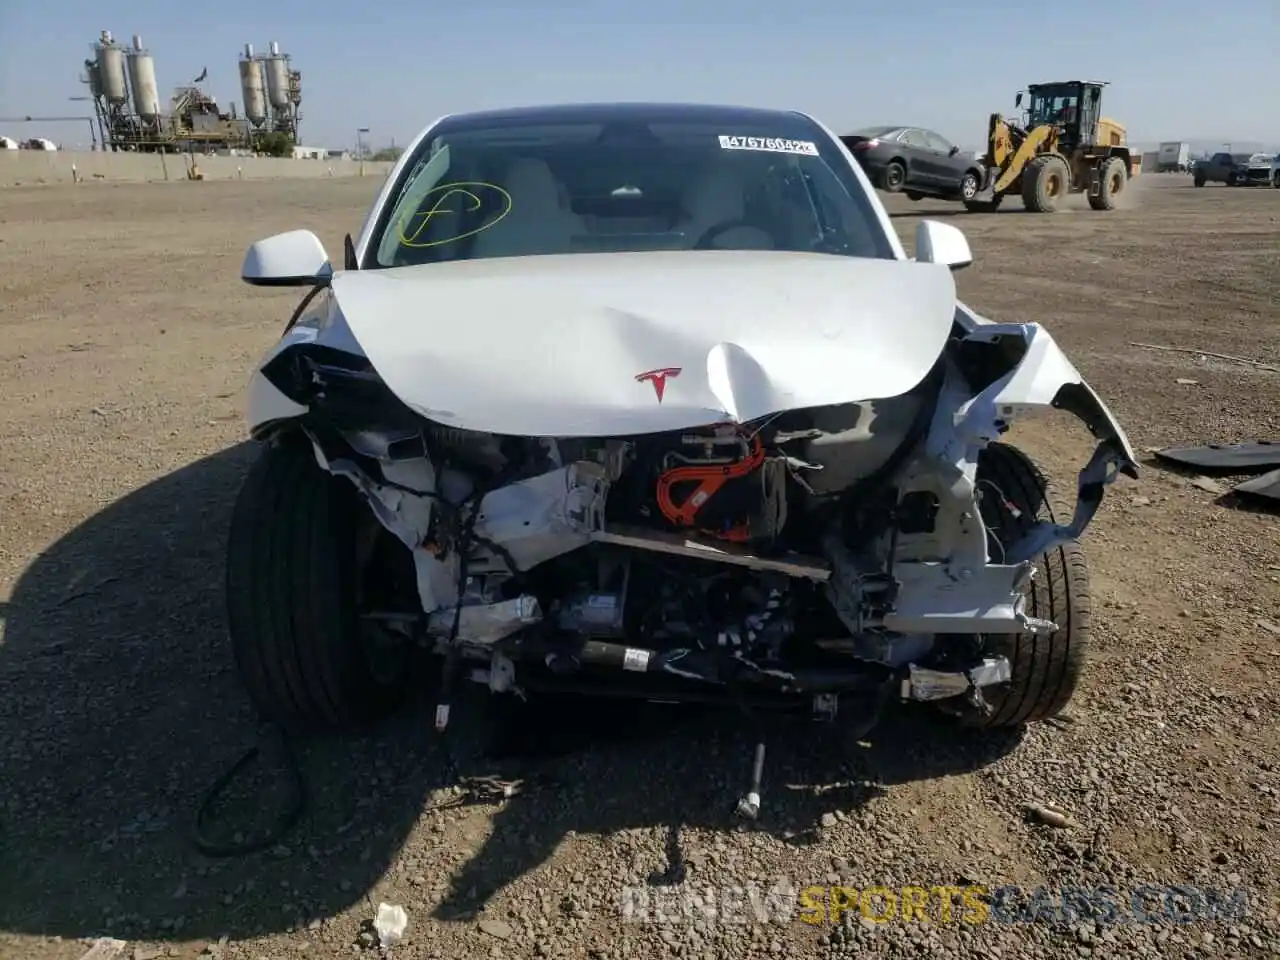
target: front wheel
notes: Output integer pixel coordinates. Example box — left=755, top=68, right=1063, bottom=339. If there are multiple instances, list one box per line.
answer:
left=1273, top=172, right=1280, bottom=189
left=1021, top=153, right=1071, bottom=213
left=225, top=435, right=413, bottom=736
left=1194, top=176, right=1205, bottom=187
left=960, top=170, right=981, bottom=202
left=952, top=443, right=1091, bottom=729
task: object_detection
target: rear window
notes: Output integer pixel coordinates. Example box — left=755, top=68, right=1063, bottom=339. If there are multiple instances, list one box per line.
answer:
left=367, top=113, right=895, bottom=269
left=849, top=125, right=902, bottom=139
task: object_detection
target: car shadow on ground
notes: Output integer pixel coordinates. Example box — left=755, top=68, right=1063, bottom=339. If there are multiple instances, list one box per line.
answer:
left=885, top=207, right=1033, bottom=219
left=0, top=444, right=1022, bottom=943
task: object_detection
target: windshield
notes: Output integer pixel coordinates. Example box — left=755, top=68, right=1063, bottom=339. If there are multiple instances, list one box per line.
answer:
left=368, top=111, right=895, bottom=269
left=1026, top=89, right=1079, bottom=128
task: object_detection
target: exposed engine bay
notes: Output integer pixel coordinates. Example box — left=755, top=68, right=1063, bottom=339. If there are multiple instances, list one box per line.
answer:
left=241, top=293, right=1141, bottom=819
left=261, top=316, right=1132, bottom=706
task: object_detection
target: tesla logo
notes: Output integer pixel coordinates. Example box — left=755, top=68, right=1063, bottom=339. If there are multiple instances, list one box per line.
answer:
left=635, top=367, right=682, bottom=403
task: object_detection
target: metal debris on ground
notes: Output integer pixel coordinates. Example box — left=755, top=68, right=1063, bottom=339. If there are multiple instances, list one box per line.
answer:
left=77, top=940, right=128, bottom=960
left=374, top=902, right=409, bottom=949
left=1128, top=341, right=1280, bottom=373
left=1234, top=468, right=1280, bottom=507
left=460, top=774, right=525, bottom=801
left=1026, top=803, right=1074, bottom=829
left=1190, top=476, right=1227, bottom=495
left=478, top=918, right=514, bottom=940
left=1155, top=441, right=1280, bottom=473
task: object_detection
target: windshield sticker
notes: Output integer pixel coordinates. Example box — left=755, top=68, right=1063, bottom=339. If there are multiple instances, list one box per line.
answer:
left=718, top=135, right=818, bottom=156
left=397, top=181, right=513, bottom=248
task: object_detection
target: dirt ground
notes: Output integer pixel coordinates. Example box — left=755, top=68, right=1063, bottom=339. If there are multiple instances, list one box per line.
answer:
left=1, top=174, right=1278, bottom=960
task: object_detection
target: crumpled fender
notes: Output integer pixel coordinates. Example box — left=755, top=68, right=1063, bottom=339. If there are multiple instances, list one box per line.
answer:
left=948, top=321, right=1139, bottom=563
left=247, top=293, right=370, bottom=435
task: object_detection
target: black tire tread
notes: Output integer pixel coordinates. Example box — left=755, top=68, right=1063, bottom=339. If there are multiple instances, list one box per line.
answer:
left=883, top=160, right=907, bottom=193
left=1088, top=156, right=1126, bottom=211
left=964, top=443, right=1091, bottom=728
left=1022, top=154, right=1070, bottom=213
left=225, top=436, right=405, bottom=736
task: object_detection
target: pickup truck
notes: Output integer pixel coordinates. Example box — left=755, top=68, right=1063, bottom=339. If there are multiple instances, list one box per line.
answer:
left=1193, top=151, right=1274, bottom=187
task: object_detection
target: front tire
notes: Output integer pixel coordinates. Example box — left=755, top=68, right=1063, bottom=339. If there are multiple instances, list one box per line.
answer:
left=1021, top=153, right=1071, bottom=213
left=882, top=160, right=907, bottom=193
left=225, top=435, right=412, bottom=736
left=957, top=443, right=1091, bottom=729
left=1087, top=157, right=1127, bottom=210
left=960, top=170, right=981, bottom=202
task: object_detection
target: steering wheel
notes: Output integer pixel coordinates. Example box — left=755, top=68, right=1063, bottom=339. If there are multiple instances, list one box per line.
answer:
left=692, top=218, right=765, bottom=251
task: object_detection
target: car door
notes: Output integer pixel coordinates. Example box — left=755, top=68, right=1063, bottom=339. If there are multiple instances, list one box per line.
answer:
left=894, top=128, right=931, bottom=188
left=921, top=129, right=964, bottom=190
left=1209, top=152, right=1233, bottom=181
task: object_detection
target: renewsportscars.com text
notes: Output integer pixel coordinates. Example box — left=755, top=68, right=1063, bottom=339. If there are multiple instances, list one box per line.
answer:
left=619, top=882, right=1249, bottom=926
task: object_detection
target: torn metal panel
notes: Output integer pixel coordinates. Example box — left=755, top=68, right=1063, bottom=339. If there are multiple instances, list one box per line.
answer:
left=937, top=323, right=1138, bottom=564
left=1155, top=441, right=1280, bottom=474
left=884, top=562, right=1055, bottom=635
left=901, top=658, right=1012, bottom=701
left=1234, top=468, right=1280, bottom=506
left=471, top=462, right=611, bottom=572
left=426, top=595, right=543, bottom=645
left=592, top=526, right=832, bottom=581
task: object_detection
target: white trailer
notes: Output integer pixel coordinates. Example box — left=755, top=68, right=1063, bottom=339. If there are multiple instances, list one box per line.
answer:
left=1157, top=141, right=1191, bottom=172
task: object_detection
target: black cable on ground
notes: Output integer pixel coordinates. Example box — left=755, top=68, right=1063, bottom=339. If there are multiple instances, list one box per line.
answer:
left=191, top=465, right=526, bottom=857
left=191, top=730, right=307, bottom=857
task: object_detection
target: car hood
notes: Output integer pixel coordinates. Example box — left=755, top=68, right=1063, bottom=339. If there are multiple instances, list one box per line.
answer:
left=330, top=250, right=958, bottom=437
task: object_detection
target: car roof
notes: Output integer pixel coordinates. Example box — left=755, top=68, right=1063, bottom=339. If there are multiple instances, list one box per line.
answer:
left=1028, top=80, right=1109, bottom=88
left=430, top=101, right=812, bottom=133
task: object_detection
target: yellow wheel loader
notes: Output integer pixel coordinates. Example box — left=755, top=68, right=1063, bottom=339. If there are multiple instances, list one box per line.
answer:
left=963, top=80, right=1141, bottom=213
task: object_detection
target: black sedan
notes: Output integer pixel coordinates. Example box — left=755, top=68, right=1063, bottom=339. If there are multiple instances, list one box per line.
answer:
left=840, top=125, right=984, bottom=203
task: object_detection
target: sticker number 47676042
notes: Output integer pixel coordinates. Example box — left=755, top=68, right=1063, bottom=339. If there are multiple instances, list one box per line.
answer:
left=718, top=135, right=819, bottom=156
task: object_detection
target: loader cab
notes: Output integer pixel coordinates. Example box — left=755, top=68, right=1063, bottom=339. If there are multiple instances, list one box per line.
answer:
left=1023, top=81, right=1104, bottom=150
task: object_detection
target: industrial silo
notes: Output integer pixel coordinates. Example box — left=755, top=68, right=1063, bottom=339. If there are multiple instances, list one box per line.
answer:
left=263, top=41, right=292, bottom=116
left=93, top=30, right=128, bottom=104
left=126, top=35, right=161, bottom=121
left=84, top=59, right=103, bottom=99
left=238, top=44, right=267, bottom=126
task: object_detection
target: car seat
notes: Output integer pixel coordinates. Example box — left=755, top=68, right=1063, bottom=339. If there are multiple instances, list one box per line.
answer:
left=469, top=157, right=587, bottom=260
left=680, top=163, right=774, bottom=250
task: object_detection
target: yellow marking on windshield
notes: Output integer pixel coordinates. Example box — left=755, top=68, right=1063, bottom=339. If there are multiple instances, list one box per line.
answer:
left=397, top=181, right=513, bottom=248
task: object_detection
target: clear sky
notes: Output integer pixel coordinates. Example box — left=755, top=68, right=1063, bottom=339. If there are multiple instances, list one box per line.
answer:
left=2, top=0, right=1276, bottom=152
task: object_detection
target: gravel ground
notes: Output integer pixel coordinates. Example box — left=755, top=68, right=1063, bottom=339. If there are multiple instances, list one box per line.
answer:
left=1, top=174, right=1278, bottom=960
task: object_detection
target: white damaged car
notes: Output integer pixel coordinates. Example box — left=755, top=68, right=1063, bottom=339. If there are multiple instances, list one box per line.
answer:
left=230, top=102, right=1137, bottom=812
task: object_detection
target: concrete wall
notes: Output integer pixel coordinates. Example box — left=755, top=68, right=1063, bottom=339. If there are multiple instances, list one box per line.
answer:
left=0, top=150, right=395, bottom=187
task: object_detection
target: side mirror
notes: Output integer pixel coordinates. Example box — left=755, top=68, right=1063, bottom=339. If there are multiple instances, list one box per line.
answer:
left=948, top=145, right=960, bottom=156
left=915, top=220, right=972, bottom=271
left=241, top=229, right=332, bottom=287
left=1015, top=92, right=1023, bottom=107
